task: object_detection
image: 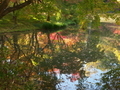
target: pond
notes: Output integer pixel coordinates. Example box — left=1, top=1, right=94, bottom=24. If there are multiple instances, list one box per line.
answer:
left=0, top=24, right=120, bottom=90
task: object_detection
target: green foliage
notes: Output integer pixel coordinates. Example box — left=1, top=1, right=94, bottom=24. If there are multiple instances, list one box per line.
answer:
left=33, top=22, right=66, bottom=33
left=0, top=0, right=119, bottom=33
left=76, top=0, right=120, bottom=29
left=92, top=15, right=100, bottom=29
left=115, top=16, right=120, bottom=25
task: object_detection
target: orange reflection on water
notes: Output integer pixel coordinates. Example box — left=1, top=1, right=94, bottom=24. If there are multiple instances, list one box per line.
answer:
left=50, top=32, right=79, bottom=46
left=113, top=29, right=120, bottom=35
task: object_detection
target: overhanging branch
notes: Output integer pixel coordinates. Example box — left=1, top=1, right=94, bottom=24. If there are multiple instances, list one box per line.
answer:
left=0, top=0, right=10, bottom=13
left=0, top=0, right=32, bottom=19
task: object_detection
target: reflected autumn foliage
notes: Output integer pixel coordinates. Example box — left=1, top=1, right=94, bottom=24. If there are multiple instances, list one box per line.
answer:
left=48, top=68, right=60, bottom=74
left=113, top=29, right=120, bottom=35
left=70, top=73, right=80, bottom=82
left=0, top=30, right=85, bottom=89
left=48, top=68, right=81, bottom=82
left=0, top=26, right=107, bottom=89
left=49, top=32, right=79, bottom=46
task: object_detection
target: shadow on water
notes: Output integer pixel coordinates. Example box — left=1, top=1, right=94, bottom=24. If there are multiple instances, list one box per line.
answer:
left=0, top=25, right=120, bottom=90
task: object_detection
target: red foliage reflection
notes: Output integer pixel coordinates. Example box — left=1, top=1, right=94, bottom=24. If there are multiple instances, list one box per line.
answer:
left=70, top=73, right=80, bottom=82
left=113, top=29, right=120, bottom=35
left=50, top=32, right=67, bottom=40
left=48, top=68, right=60, bottom=74
left=48, top=68, right=81, bottom=82
left=50, top=32, right=79, bottom=46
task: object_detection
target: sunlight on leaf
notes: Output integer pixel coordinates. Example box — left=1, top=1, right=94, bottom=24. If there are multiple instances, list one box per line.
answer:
left=31, top=60, right=38, bottom=66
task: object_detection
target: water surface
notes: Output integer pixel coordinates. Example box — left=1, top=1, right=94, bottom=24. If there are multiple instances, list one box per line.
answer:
left=0, top=25, right=120, bottom=90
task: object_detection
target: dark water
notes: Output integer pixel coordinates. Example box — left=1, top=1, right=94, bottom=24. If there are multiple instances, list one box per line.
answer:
left=0, top=26, right=120, bottom=90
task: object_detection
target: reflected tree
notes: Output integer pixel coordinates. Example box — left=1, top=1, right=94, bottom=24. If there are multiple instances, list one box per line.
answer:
left=98, top=66, right=120, bottom=90
left=96, top=26, right=120, bottom=69
left=0, top=30, right=85, bottom=89
left=0, top=28, right=109, bottom=89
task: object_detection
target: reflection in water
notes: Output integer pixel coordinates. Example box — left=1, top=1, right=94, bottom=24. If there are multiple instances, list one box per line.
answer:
left=0, top=26, right=120, bottom=90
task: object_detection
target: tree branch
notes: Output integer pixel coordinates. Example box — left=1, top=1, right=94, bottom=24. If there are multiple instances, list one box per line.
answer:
left=0, top=0, right=32, bottom=19
left=0, top=0, right=10, bottom=14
